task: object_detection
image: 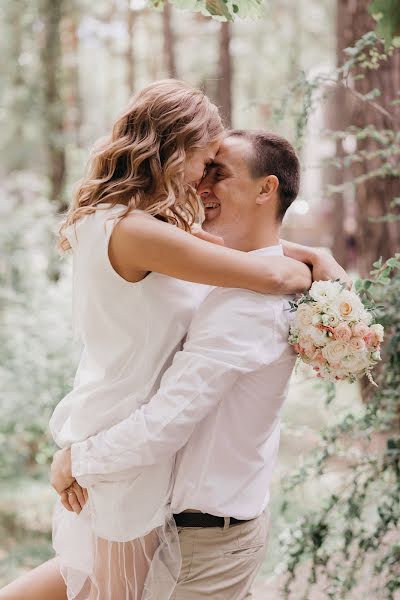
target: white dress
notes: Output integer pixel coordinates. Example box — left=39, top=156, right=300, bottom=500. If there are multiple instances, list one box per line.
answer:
left=49, top=205, right=207, bottom=600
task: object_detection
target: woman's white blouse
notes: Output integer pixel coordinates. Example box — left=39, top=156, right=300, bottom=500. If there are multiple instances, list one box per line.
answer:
left=49, top=205, right=206, bottom=540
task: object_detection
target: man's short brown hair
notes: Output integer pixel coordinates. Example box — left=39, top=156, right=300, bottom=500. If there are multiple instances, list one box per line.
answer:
left=227, top=130, right=300, bottom=220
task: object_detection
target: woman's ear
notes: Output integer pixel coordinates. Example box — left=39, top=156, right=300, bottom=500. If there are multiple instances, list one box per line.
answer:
left=256, top=175, right=279, bottom=205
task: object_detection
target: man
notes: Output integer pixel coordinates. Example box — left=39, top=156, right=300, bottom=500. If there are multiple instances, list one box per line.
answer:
left=52, top=130, right=347, bottom=599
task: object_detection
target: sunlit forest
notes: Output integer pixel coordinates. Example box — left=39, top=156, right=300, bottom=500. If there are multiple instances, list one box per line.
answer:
left=1, top=0, right=399, bottom=598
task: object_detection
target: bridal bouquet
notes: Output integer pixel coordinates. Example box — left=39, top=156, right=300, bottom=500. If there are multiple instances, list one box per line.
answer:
left=288, top=280, right=384, bottom=384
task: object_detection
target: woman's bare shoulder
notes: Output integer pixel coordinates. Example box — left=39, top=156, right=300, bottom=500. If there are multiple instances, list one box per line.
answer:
left=117, top=209, right=168, bottom=238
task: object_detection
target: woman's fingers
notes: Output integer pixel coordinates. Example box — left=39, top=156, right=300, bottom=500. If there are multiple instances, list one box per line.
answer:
left=60, top=491, right=74, bottom=512
left=83, top=487, right=89, bottom=503
left=66, top=489, right=82, bottom=514
left=71, top=481, right=86, bottom=510
left=191, top=226, right=225, bottom=246
left=59, top=481, right=87, bottom=515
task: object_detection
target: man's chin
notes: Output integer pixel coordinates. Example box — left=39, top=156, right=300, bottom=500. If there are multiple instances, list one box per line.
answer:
left=202, top=220, right=219, bottom=234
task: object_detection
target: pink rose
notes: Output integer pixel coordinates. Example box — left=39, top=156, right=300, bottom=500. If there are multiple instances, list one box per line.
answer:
left=302, top=342, right=317, bottom=359
left=352, top=322, right=370, bottom=338
left=313, top=352, right=325, bottom=363
left=365, top=332, right=380, bottom=349
left=350, top=337, right=366, bottom=352
left=333, top=323, right=352, bottom=342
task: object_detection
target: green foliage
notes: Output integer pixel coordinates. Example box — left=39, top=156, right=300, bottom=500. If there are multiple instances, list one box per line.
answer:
left=0, top=173, right=77, bottom=478
left=148, top=0, right=264, bottom=20
left=280, top=255, right=400, bottom=600
left=326, top=125, right=400, bottom=192
left=149, top=0, right=400, bottom=41
left=369, top=0, right=400, bottom=48
left=271, top=26, right=400, bottom=600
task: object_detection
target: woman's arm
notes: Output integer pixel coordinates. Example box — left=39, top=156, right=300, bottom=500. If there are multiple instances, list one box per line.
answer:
left=109, top=212, right=312, bottom=294
left=281, top=240, right=351, bottom=287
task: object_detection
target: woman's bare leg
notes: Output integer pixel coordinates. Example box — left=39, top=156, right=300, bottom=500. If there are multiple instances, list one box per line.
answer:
left=0, top=558, right=67, bottom=600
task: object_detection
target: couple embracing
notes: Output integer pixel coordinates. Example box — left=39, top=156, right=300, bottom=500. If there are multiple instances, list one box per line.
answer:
left=1, top=79, right=348, bottom=600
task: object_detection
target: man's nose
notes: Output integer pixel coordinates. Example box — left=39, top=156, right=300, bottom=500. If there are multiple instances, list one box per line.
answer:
left=197, top=177, right=211, bottom=198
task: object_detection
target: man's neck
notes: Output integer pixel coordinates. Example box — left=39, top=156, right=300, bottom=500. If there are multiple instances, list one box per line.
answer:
left=226, top=228, right=281, bottom=252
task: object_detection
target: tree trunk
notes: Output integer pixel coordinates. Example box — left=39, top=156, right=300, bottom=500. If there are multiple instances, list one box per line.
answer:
left=163, top=1, right=177, bottom=78
left=61, top=12, right=82, bottom=147
left=40, top=0, right=67, bottom=212
left=216, top=21, right=232, bottom=127
left=4, top=1, right=30, bottom=173
left=336, top=0, right=400, bottom=277
left=126, top=0, right=136, bottom=94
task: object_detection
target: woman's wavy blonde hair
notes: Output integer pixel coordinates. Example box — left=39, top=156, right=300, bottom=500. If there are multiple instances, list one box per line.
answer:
left=59, top=79, right=224, bottom=251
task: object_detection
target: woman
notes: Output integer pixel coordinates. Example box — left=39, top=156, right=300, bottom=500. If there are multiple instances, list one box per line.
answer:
left=0, top=79, right=345, bottom=600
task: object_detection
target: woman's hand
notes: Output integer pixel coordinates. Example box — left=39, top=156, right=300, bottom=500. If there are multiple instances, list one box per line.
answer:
left=311, top=250, right=352, bottom=287
left=281, top=240, right=352, bottom=288
left=51, top=447, right=74, bottom=494
left=51, top=448, right=88, bottom=514
left=60, top=481, right=88, bottom=514
left=191, top=224, right=225, bottom=246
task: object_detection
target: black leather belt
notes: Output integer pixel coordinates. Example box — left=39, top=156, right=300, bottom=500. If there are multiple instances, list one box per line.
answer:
left=173, top=512, right=250, bottom=528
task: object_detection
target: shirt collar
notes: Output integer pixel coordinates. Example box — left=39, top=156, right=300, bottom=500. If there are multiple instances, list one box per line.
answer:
left=248, top=244, right=283, bottom=257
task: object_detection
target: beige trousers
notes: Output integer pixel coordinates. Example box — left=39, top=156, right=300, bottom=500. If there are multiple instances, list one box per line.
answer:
left=170, top=510, right=270, bottom=600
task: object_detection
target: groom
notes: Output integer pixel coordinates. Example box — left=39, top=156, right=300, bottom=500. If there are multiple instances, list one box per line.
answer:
left=52, top=130, right=346, bottom=599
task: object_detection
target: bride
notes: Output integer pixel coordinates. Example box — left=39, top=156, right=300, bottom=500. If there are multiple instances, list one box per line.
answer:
left=0, top=79, right=346, bottom=600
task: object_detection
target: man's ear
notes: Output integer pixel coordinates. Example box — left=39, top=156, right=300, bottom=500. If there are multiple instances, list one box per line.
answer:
left=256, top=175, right=279, bottom=205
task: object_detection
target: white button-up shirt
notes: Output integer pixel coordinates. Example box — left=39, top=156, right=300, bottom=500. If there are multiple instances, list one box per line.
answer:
left=72, top=245, right=296, bottom=520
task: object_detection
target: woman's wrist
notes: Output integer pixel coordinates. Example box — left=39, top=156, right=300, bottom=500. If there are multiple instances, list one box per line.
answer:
left=281, top=239, right=321, bottom=266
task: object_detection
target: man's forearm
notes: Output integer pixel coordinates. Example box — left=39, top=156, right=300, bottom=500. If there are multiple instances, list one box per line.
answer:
left=71, top=353, right=241, bottom=478
left=70, top=288, right=278, bottom=480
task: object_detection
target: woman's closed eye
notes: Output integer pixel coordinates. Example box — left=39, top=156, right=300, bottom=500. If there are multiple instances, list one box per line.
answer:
left=214, top=169, right=225, bottom=180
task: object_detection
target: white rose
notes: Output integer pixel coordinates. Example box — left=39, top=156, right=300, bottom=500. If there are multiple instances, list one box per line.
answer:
left=303, top=325, right=328, bottom=347
left=322, top=340, right=349, bottom=365
left=309, top=280, right=343, bottom=303
left=295, top=304, right=314, bottom=328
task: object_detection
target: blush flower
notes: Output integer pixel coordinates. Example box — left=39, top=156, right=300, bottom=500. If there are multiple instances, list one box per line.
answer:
left=322, top=340, right=349, bottom=365
left=352, top=322, right=370, bottom=338
left=295, top=304, right=314, bottom=328
left=350, top=337, right=366, bottom=352
left=333, top=290, right=364, bottom=321
left=333, top=323, right=352, bottom=342
left=370, top=323, right=384, bottom=343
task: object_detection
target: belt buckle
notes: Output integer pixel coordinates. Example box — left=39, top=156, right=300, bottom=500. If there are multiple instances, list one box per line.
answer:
left=223, top=517, right=231, bottom=531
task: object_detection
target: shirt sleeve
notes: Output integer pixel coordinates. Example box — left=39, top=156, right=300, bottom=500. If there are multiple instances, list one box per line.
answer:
left=71, top=289, right=280, bottom=478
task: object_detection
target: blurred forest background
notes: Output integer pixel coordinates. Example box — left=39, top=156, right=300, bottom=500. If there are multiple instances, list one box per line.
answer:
left=0, top=0, right=399, bottom=598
